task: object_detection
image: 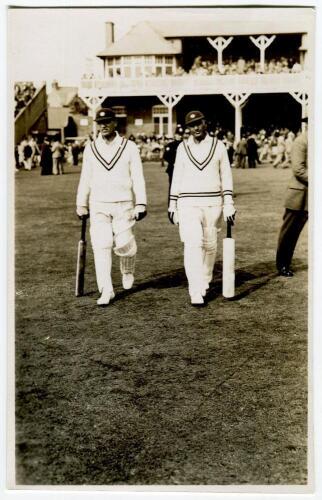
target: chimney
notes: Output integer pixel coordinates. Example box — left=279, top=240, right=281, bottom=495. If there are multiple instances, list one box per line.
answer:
left=52, top=80, right=59, bottom=90
left=105, top=22, right=115, bottom=48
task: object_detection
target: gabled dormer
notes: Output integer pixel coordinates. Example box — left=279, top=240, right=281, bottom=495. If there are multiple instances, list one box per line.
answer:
left=97, top=21, right=182, bottom=78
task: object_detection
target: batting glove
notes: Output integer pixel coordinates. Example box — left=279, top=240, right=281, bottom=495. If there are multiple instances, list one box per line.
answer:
left=134, top=205, right=147, bottom=221
left=223, top=204, right=236, bottom=225
left=76, top=206, right=89, bottom=219
left=168, top=211, right=179, bottom=225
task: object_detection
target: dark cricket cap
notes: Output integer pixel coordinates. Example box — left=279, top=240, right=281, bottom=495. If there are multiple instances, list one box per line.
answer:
left=185, top=110, right=205, bottom=126
left=95, top=107, right=116, bottom=123
left=175, top=124, right=184, bottom=135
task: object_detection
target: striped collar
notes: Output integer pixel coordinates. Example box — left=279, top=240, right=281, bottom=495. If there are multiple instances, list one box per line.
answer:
left=184, top=134, right=218, bottom=171
left=91, top=132, right=128, bottom=171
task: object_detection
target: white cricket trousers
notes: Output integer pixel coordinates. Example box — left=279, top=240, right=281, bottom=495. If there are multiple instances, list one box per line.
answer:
left=177, top=205, right=222, bottom=295
left=89, top=201, right=136, bottom=293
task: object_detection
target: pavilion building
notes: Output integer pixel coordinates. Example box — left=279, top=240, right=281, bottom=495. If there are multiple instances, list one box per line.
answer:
left=79, top=8, right=313, bottom=140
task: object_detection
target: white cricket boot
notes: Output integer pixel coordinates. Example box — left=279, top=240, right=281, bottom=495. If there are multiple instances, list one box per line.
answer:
left=190, top=292, right=204, bottom=306
left=122, top=273, right=134, bottom=290
left=97, top=288, right=115, bottom=306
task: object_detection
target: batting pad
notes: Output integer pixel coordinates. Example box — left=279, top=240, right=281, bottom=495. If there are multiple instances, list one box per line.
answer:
left=120, top=255, right=136, bottom=274
left=114, top=235, right=137, bottom=257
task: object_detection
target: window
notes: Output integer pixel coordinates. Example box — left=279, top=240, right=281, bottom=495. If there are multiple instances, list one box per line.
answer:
left=153, top=116, right=160, bottom=134
left=153, top=114, right=168, bottom=135
left=112, top=106, right=127, bottom=117
left=152, top=105, right=168, bottom=116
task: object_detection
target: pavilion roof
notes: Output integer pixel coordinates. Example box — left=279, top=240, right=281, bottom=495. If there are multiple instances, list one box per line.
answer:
left=97, top=21, right=181, bottom=57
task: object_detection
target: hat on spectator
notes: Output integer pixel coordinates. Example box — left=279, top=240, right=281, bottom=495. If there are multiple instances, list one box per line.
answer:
left=185, top=110, right=205, bottom=126
left=95, top=107, right=116, bottom=123
left=175, top=124, right=184, bottom=135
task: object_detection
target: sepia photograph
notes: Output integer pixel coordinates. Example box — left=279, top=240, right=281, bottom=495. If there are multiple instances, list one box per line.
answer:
left=4, top=1, right=320, bottom=496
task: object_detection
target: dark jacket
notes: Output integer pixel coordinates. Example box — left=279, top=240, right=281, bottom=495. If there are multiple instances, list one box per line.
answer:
left=284, top=131, right=308, bottom=211
left=163, top=139, right=181, bottom=178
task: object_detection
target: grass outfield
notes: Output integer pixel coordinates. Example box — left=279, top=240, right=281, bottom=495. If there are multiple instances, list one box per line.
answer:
left=14, top=161, right=308, bottom=486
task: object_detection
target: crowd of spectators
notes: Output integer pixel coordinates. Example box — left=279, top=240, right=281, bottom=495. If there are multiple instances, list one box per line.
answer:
left=174, top=55, right=302, bottom=77
left=15, top=135, right=88, bottom=174
left=218, top=126, right=298, bottom=168
left=15, top=82, right=37, bottom=116
left=122, top=127, right=299, bottom=167
left=128, top=133, right=170, bottom=161
left=126, top=126, right=298, bottom=168
left=15, top=124, right=299, bottom=174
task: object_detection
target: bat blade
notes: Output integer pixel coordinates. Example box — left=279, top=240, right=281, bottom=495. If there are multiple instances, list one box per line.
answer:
left=222, top=237, right=235, bottom=298
left=75, top=240, right=86, bottom=297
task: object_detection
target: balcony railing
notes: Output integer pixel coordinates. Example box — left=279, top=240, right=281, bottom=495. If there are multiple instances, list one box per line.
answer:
left=79, top=73, right=310, bottom=97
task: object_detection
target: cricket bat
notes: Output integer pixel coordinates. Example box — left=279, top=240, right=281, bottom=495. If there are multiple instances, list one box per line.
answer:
left=75, top=216, right=88, bottom=297
left=222, top=221, right=235, bottom=298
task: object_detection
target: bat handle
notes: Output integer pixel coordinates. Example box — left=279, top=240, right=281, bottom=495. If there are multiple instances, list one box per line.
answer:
left=81, top=216, right=87, bottom=241
left=227, top=221, right=232, bottom=238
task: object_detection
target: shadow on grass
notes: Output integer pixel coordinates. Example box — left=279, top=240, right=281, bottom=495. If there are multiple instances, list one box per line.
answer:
left=82, top=258, right=307, bottom=303
left=81, top=268, right=186, bottom=300
left=207, top=258, right=307, bottom=303
left=112, top=268, right=187, bottom=302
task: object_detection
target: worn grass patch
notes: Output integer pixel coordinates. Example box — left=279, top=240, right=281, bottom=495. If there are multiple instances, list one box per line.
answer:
left=14, top=162, right=308, bottom=485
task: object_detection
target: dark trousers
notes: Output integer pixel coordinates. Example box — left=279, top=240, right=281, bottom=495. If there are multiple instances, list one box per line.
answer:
left=166, top=165, right=174, bottom=200
left=248, top=155, right=257, bottom=168
left=276, top=208, right=308, bottom=270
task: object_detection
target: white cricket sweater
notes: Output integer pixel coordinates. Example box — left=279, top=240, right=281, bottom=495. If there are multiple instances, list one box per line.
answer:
left=76, top=132, right=147, bottom=207
left=169, top=134, right=234, bottom=209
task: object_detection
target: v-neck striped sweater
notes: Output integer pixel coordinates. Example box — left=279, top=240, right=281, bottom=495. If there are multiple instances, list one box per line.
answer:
left=76, top=132, right=147, bottom=207
left=169, top=134, right=234, bottom=208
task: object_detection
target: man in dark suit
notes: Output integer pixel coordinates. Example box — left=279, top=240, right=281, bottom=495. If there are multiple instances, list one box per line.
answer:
left=276, top=120, right=308, bottom=277
left=163, top=124, right=184, bottom=189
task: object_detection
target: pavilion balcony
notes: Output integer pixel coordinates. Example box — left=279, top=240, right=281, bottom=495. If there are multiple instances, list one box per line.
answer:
left=79, top=72, right=310, bottom=97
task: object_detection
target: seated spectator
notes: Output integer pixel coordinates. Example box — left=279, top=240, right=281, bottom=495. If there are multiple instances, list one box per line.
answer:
left=174, top=66, right=186, bottom=76
left=292, top=61, right=302, bottom=73
left=236, top=56, right=246, bottom=74
left=14, top=81, right=37, bottom=116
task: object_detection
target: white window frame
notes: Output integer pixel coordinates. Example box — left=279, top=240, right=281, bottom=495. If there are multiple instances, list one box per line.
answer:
left=105, top=55, right=176, bottom=78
